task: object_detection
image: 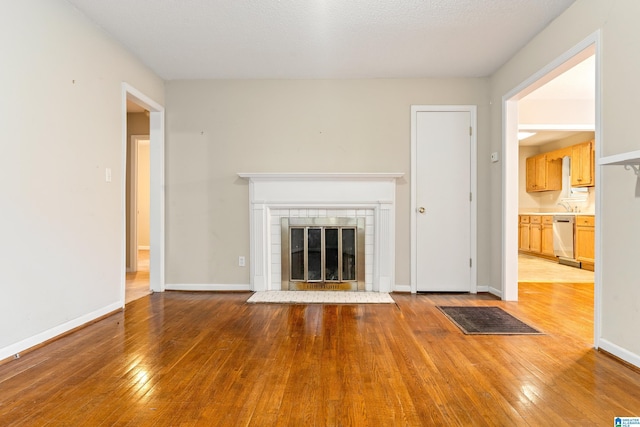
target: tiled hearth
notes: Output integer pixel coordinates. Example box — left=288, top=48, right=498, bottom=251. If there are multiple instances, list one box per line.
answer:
left=238, top=173, right=403, bottom=292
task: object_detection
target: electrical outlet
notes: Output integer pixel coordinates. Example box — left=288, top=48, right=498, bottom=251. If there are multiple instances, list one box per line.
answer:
left=238, top=256, right=245, bottom=267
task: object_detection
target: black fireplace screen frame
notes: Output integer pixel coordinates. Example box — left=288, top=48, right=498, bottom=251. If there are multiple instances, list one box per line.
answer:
left=281, top=217, right=365, bottom=291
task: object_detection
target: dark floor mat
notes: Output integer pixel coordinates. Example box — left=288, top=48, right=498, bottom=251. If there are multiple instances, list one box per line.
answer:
left=437, top=306, right=542, bottom=335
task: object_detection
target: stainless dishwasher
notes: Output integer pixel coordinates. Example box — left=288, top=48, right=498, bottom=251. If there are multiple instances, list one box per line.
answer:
left=553, top=215, right=578, bottom=266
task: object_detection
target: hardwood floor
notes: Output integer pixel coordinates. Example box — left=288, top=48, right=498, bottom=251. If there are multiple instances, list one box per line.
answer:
left=126, top=249, right=151, bottom=304
left=1, top=284, right=639, bottom=426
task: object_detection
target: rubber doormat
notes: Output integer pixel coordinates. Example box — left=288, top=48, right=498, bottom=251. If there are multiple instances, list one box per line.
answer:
left=437, top=306, right=542, bottom=335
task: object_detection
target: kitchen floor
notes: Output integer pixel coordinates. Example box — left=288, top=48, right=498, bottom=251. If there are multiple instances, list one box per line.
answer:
left=518, top=253, right=594, bottom=283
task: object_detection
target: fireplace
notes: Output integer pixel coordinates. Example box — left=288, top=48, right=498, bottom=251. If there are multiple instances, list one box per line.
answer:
left=238, top=172, right=403, bottom=292
left=281, top=217, right=365, bottom=290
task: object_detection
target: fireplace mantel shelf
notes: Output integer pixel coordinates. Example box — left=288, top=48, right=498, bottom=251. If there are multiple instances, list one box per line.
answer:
left=238, top=172, right=404, bottom=180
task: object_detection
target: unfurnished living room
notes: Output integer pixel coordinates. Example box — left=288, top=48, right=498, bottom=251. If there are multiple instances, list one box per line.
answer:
left=2, top=1, right=640, bottom=425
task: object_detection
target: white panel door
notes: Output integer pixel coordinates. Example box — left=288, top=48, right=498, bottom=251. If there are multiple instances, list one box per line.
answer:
left=416, top=110, right=471, bottom=292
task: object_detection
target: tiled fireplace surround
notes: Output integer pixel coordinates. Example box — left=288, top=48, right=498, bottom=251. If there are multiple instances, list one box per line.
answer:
left=238, top=173, right=403, bottom=292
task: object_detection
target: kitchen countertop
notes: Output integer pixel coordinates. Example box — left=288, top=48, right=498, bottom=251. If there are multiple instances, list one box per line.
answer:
left=519, top=212, right=594, bottom=216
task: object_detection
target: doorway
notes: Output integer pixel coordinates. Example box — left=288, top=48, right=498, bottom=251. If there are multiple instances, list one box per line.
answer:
left=121, top=83, right=165, bottom=306
left=502, top=33, right=600, bottom=344
left=125, top=133, right=151, bottom=304
left=516, top=52, right=595, bottom=285
left=411, top=105, right=477, bottom=293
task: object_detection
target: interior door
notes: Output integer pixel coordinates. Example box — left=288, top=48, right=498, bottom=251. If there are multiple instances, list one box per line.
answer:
left=415, top=110, right=472, bottom=292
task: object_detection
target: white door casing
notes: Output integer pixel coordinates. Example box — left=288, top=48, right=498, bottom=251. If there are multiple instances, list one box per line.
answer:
left=411, top=106, right=477, bottom=293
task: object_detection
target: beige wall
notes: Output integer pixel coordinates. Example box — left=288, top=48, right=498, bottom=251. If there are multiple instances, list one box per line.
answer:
left=165, top=78, right=491, bottom=287
left=491, top=0, right=640, bottom=361
left=0, top=0, right=164, bottom=357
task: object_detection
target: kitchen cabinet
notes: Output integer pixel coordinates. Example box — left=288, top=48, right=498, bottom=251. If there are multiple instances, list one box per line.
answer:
left=519, top=215, right=556, bottom=260
left=571, top=141, right=595, bottom=187
left=518, top=215, right=530, bottom=251
left=529, top=216, right=542, bottom=253
left=540, top=215, right=555, bottom=256
left=575, top=215, right=595, bottom=271
left=526, top=154, right=562, bottom=192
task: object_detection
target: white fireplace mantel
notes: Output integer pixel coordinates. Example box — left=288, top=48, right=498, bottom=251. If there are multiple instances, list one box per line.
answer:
left=238, top=172, right=404, bottom=292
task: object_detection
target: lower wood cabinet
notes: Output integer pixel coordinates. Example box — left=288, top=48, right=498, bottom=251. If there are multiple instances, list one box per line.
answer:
left=540, top=216, right=555, bottom=256
left=529, top=216, right=542, bottom=253
left=519, top=215, right=555, bottom=259
left=575, top=215, right=595, bottom=271
left=519, top=215, right=530, bottom=251
left=520, top=214, right=594, bottom=270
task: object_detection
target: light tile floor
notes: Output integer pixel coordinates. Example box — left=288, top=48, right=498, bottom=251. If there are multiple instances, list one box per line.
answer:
left=518, top=253, right=594, bottom=283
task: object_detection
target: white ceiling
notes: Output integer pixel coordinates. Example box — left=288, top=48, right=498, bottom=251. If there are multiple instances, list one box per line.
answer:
left=518, top=54, right=595, bottom=146
left=65, top=0, right=575, bottom=80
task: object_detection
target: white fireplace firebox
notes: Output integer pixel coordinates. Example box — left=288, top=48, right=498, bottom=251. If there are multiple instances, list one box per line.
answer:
left=238, top=173, right=403, bottom=292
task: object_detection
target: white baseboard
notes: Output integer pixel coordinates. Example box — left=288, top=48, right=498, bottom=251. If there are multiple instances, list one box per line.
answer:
left=391, top=284, right=494, bottom=294
left=487, top=286, right=502, bottom=298
left=165, top=283, right=252, bottom=292
left=598, top=338, right=640, bottom=370
left=0, top=301, right=123, bottom=361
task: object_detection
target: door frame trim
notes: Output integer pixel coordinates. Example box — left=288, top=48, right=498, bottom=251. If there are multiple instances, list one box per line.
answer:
left=410, top=105, right=478, bottom=294
left=121, top=83, right=165, bottom=303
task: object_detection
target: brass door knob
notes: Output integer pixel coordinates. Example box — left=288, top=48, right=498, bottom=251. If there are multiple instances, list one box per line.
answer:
left=418, top=207, right=425, bottom=214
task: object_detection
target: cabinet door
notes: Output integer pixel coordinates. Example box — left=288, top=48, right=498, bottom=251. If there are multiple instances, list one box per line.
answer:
left=529, top=223, right=542, bottom=253
left=519, top=216, right=530, bottom=251
left=541, top=216, right=555, bottom=256
left=525, top=157, right=537, bottom=192
left=526, top=154, right=561, bottom=192
left=534, top=156, right=547, bottom=190
left=575, top=216, right=595, bottom=263
left=571, top=141, right=594, bottom=187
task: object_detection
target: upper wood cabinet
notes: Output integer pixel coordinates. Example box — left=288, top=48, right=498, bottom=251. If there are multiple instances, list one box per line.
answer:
left=571, top=141, right=595, bottom=187
left=526, top=154, right=562, bottom=192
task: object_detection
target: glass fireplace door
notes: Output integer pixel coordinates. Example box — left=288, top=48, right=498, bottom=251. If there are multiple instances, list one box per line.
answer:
left=281, top=217, right=364, bottom=290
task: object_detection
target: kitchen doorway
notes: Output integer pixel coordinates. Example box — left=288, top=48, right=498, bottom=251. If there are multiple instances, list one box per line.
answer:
left=516, top=52, right=596, bottom=282
left=503, top=34, right=599, bottom=300
left=502, top=33, right=600, bottom=345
